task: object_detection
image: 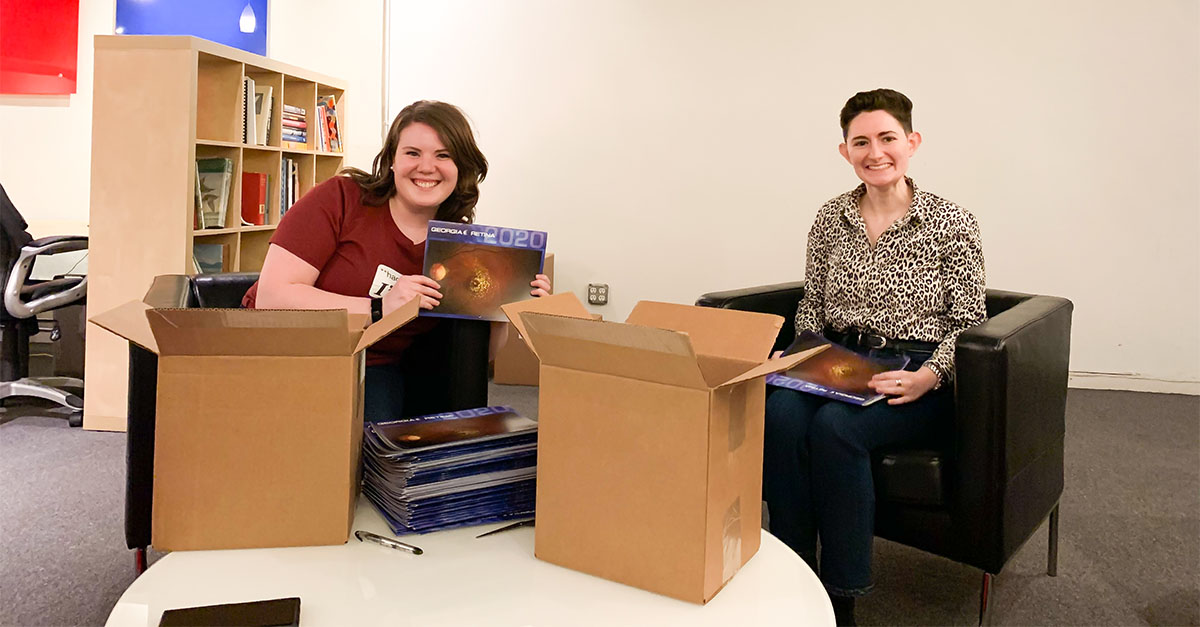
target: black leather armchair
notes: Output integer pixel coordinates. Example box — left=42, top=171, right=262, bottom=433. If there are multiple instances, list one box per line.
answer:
left=124, top=272, right=491, bottom=571
left=1, top=183, right=87, bottom=426
left=696, top=283, right=1072, bottom=625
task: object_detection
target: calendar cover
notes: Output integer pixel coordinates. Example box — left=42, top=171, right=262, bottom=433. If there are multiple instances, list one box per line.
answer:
left=365, top=406, right=537, bottom=455
left=421, top=220, right=547, bottom=321
left=766, top=331, right=910, bottom=406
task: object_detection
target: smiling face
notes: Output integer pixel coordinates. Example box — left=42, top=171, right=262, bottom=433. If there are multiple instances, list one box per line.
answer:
left=391, top=122, right=459, bottom=214
left=838, top=109, right=921, bottom=190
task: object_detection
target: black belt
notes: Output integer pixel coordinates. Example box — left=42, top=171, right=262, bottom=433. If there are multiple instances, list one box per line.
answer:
left=824, top=327, right=939, bottom=353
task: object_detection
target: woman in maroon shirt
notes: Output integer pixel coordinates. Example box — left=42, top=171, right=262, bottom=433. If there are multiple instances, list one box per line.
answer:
left=246, top=100, right=550, bottom=420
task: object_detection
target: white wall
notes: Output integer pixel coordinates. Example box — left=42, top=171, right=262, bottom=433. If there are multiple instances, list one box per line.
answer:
left=386, top=0, right=1200, bottom=393
left=269, top=0, right=385, bottom=173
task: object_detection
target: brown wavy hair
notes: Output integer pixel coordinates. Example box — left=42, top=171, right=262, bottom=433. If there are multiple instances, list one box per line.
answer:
left=839, top=89, right=913, bottom=140
left=343, top=100, right=488, bottom=223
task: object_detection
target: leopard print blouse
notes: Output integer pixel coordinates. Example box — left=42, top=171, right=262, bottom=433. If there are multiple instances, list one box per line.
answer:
left=795, top=179, right=987, bottom=386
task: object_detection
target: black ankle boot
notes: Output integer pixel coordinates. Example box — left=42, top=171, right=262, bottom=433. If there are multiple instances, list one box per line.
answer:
left=830, top=595, right=856, bottom=627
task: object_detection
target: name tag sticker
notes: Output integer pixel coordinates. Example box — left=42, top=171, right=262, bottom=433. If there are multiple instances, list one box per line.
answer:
left=369, top=264, right=401, bottom=298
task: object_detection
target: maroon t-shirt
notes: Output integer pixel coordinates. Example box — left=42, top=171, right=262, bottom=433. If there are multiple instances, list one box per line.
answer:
left=242, top=176, right=438, bottom=366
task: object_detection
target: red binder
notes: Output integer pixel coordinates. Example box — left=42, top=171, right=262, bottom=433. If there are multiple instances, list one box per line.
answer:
left=241, top=172, right=268, bottom=225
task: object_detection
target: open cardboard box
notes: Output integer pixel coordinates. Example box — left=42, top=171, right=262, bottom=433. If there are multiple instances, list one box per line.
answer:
left=501, top=293, right=824, bottom=604
left=90, top=297, right=419, bottom=551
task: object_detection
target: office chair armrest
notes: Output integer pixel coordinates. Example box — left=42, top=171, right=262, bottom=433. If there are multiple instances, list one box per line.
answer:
left=3, top=236, right=89, bottom=318
left=952, top=294, right=1073, bottom=551
left=25, top=235, right=88, bottom=253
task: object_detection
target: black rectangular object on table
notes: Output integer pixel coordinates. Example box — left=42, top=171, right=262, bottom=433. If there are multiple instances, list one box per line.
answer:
left=158, top=597, right=300, bottom=627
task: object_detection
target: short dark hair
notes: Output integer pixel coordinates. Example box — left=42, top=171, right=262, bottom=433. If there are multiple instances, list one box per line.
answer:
left=343, top=100, right=488, bottom=223
left=839, top=89, right=913, bottom=140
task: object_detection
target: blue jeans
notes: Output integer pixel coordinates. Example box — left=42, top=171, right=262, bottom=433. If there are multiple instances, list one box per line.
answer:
left=364, top=362, right=406, bottom=422
left=762, top=352, right=952, bottom=597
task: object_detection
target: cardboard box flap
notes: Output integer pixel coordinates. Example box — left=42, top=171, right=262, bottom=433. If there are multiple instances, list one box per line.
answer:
left=148, top=308, right=352, bottom=356
left=500, top=293, right=593, bottom=360
left=519, top=311, right=709, bottom=389
left=353, top=296, right=420, bottom=354
left=626, top=301, right=784, bottom=363
left=717, top=345, right=829, bottom=387
left=89, top=300, right=159, bottom=354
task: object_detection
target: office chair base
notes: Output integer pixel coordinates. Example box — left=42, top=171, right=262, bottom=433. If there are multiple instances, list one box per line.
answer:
left=0, top=377, right=84, bottom=410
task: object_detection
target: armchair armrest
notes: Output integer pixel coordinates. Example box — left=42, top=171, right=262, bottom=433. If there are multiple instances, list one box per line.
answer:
left=696, top=281, right=805, bottom=352
left=952, top=293, right=1073, bottom=567
left=142, top=274, right=192, bottom=309
left=142, top=272, right=259, bottom=309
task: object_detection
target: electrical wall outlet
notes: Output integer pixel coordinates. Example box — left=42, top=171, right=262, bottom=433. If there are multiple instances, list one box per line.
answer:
left=587, top=283, right=609, bottom=305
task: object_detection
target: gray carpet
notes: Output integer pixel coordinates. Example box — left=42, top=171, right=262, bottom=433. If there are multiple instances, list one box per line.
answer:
left=1, top=387, right=1197, bottom=626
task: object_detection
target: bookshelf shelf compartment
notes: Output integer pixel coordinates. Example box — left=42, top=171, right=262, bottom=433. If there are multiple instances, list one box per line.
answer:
left=87, top=34, right=346, bottom=431
left=197, top=139, right=251, bottom=149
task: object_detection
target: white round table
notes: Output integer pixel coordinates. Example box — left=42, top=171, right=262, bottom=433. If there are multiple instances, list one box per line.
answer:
left=107, top=498, right=834, bottom=626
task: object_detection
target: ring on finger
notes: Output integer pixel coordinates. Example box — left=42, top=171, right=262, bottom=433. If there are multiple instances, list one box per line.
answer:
left=896, top=379, right=903, bottom=387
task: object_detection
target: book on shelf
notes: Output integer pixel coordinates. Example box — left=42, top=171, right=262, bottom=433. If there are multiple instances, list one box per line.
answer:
left=765, top=331, right=911, bottom=406
left=280, top=157, right=289, bottom=217
left=290, top=160, right=298, bottom=207
left=314, top=101, right=327, bottom=151
left=193, top=166, right=202, bottom=229
left=280, top=157, right=299, bottom=217
left=281, top=105, right=306, bottom=147
left=192, top=243, right=229, bottom=274
left=253, top=84, right=273, bottom=146
left=241, top=172, right=268, bottom=226
left=317, top=94, right=341, bottom=152
left=195, top=157, right=234, bottom=229
left=419, top=220, right=547, bottom=322
left=241, top=76, right=256, bottom=145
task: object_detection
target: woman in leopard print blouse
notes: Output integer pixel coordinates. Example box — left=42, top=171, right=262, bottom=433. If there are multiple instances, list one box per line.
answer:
left=763, top=89, right=986, bottom=626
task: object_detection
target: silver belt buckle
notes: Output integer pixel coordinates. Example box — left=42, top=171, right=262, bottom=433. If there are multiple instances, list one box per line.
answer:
left=866, top=333, right=887, bottom=349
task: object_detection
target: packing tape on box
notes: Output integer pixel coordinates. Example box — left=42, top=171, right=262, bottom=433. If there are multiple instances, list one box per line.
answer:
left=722, top=497, right=743, bottom=582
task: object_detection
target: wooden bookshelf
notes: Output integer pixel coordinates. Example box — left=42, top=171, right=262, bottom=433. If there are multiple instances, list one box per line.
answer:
left=85, top=35, right=347, bottom=431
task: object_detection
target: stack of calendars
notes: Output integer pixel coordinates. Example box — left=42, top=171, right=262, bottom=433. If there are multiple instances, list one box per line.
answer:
left=281, top=104, right=307, bottom=146
left=362, top=406, right=538, bottom=535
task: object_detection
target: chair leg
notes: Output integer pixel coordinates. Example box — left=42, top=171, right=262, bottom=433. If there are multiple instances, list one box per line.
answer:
left=1047, top=503, right=1060, bottom=577
left=978, top=571, right=994, bottom=627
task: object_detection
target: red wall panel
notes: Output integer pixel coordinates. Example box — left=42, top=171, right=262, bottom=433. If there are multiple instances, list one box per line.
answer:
left=0, top=0, right=81, bottom=95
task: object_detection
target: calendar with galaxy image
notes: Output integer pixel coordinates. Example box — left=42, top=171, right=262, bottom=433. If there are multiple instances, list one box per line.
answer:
left=766, top=331, right=910, bottom=406
left=421, top=220, right=547, bottom=321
